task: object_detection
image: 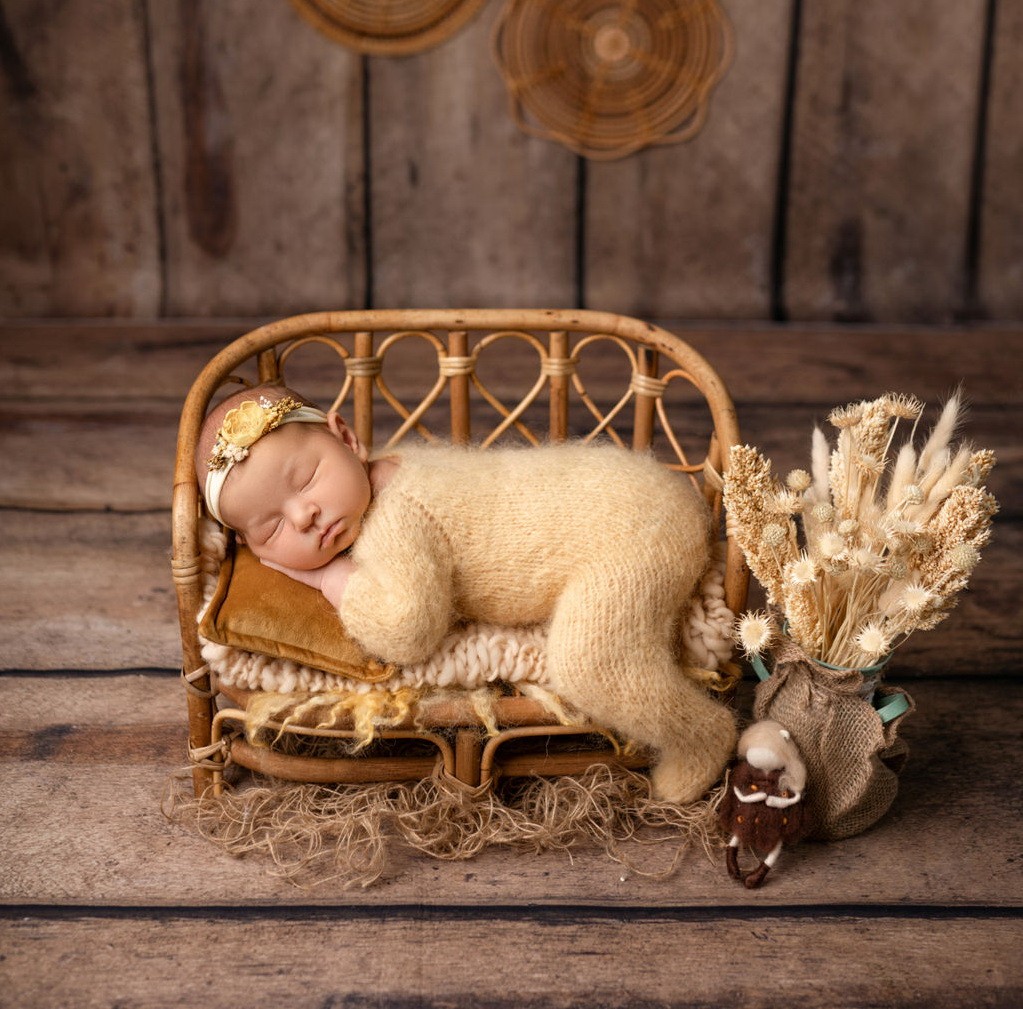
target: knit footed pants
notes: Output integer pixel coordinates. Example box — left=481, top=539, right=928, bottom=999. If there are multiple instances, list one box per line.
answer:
left=545, top=556, right=736, bottom=805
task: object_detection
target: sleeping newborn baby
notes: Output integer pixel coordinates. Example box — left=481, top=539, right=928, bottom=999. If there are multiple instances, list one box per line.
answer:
left=196, top=383, right=736, bottom=803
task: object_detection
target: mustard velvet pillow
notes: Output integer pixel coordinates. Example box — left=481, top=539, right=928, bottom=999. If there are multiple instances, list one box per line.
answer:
left=199, top=543, right=395, bottom=683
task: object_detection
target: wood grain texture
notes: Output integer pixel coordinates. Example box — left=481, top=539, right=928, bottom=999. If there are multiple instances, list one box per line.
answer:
left=784, top=0, right=987, bottom=322
left=0, top=400, right=180, bottom=510
left=1, top=913, right=1020, bottom=1009
left=2, top=2, right=1021, bottom=323
left=979, top=1, right=1023, bottom=318
left=0, top=512, right=180, bottom=671
left=0, top=673, right=183, bottom=727
left=671, top=323, right=1023, bottom=405
left=0, top=0, right=159, bottom=315
left=145, top=0, right=366, bottom=315
left=6, top=321, right=1018, bottom=405
left=584, top=0, right=793, bottom=318
left=0, top=676, right=1020, bottom=907
left=0, top=321, right=250, bottom=399
left=368, top=1, right=578, bottom=308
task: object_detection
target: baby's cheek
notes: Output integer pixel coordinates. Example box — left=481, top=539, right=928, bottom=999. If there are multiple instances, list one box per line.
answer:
left=243, top=536, right=280, bottom=565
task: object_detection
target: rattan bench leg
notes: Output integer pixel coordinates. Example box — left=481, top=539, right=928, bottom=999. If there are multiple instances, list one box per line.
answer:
left=454, top=729, right=483, bottom=787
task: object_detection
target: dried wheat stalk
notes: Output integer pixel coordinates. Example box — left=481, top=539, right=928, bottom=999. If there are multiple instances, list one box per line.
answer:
left=724, top=393, right=997, bottom=668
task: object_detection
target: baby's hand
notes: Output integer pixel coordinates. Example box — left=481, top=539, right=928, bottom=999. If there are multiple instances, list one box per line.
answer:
left=261, top=555, right=357, bottom=608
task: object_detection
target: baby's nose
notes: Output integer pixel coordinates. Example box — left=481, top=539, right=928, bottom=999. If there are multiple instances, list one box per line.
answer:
left=286, top=497, right=318, bottom=529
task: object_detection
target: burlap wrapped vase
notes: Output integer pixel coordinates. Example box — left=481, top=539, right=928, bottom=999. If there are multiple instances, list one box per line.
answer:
left=751, top=635, right=914, bottom=840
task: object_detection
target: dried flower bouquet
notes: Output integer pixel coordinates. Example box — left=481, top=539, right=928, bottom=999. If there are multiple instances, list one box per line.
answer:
left=725, top=393, right=998, bottom=670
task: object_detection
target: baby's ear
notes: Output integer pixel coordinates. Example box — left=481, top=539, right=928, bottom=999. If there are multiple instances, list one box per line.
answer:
left=326, top=411, right=368, bottom=462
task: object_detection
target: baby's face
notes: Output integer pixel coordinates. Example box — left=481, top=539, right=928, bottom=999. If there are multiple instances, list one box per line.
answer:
left=218, top=416, right=371, bottom=570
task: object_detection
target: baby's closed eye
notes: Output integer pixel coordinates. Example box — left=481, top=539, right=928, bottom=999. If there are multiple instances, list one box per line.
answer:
left=253, top=516, right=283, bottom=544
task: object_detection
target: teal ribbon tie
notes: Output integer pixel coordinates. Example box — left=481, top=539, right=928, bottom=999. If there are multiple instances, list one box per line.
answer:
left=873, top=691, right=910, bottom=724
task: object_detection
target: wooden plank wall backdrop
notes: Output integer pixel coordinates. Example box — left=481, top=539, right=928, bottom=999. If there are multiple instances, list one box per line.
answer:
left=145, top=0, right=368, bottom=316
left=0, top=1, right=160, bottom=315
left=784, top=0, right=987, bottom=322
left=369, top=1, right=579, bottom=308
left=980, top=1, right=1023, bottom=318
left=1, top=0, right=1022, bottom=320
left=585, top=0, right=794, bottom=317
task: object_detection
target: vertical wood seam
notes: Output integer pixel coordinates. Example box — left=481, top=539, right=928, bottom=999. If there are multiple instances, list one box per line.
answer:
left=361, top=55, right=374, bottom=309
left=770, top=0, right=803, bottom=323
left=138, top=0, right=168, bottom=317
left=0, top=3, right=35, bottom=98
left=574, top=156, right=587, bottom=309
left=961, top=0, right=998, bottom=322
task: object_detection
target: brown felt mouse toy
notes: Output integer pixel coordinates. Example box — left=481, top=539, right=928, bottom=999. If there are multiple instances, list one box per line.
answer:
left=719, top=719, right=808, bottom=889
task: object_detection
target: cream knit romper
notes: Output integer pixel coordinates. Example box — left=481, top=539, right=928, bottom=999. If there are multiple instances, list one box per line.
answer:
left=340, top=443, right=736, bottom=802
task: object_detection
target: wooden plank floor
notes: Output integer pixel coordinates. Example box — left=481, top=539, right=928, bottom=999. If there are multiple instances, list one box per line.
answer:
left=1, top=321, right=1021, bottom=1007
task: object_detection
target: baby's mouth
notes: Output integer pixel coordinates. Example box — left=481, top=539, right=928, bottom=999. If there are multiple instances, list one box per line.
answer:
left=320, top=518, right=343, bottom=547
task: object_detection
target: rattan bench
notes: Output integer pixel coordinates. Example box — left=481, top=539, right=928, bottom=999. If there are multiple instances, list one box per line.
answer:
left=172, top=309, right=749, bottom=798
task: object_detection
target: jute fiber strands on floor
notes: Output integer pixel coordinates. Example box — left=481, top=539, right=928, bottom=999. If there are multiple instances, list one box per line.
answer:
left=493, top=0, right=733, bottom=160
left=289, top=0, right=487, bottom=55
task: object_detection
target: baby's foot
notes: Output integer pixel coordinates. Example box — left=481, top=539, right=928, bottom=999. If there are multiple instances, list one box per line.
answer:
left=649, top=749, right=722, bottom=804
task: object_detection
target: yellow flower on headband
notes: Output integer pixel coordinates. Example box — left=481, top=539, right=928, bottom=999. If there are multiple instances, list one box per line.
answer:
left=207, top=395, right=302, bottom=471
left=220, top=400, right=273, bottom=448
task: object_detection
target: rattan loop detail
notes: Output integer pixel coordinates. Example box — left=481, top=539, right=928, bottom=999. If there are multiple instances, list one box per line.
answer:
left=171, top=556, right=202, bottom=583
left=344, top=355, right=383, bottom=378
left=542, top=356, right=578, bottom=377
left=434, top=764, right=495, bottom=798
left=189, top=738, right=230, bottom=768
left=630, top=371, right=667, bottom=399
left=438, top=355, right=476, bottom=377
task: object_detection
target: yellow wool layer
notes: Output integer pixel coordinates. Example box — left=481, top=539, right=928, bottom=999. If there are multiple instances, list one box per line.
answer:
left=340, top=443, right=736, bottom=803
left=245, top=686, right=423, bottom=751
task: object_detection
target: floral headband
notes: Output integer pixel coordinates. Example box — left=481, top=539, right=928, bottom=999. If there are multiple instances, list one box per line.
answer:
left=203, top=394, right=327, bottom=524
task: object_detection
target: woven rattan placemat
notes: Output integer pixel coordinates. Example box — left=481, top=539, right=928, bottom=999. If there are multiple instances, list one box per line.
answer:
left=493, top=0, right=733, bottom=159
left=290, top=0, right=487, bottom=55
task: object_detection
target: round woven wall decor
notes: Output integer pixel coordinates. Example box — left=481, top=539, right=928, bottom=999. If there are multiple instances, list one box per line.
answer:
left=492, top=0, right=733, bottom=160
left=290, top=0, right=487, bottom=56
